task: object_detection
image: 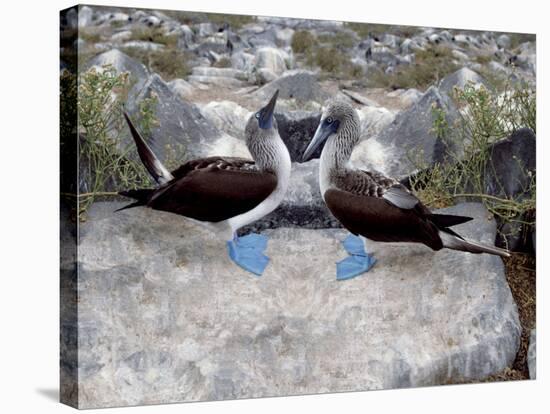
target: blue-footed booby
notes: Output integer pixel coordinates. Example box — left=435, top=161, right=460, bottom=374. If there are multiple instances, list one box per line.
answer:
left=118, top=90, right=291, bottom=276
left=303, top=100, right=510, bottom=280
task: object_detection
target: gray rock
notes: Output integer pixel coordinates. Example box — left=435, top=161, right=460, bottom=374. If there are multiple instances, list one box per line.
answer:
left=199, top=101, right=251, bottom=140
left=451, top=49, right=469, bottom=61
left=274, top=110, right=321, bottom=162
left=168, top=78, right=195, bottom=100
left=191, top=66, right=249, bottom=81
left=439, top=67, right=487, bottom=97
left=357, top=106, right=396, bottom=139
left=256, top=68, right=278, bottom=85
left=231, top=51, right=255, bottom=72
left=252, top=70, right=329, bottom=103
left=110, top=30, right=133, bottom=43
left=70, top=201, right=520, bottom=408
left=78, top=5, right=94, bottom=28
left=85, top=49, right=148, bottom=87
left=194, top=36, right=230, bottom=57
left=473, top=128, right=536, bottom=251
left=275, top=27, right=294, bottom=47
left=528, top=329, right=536, bottom=379
left=188, top=75, right=246, bottom=88
left=497, top=34, right=511, bottom=49
left=197, top=22, right=215, bottom=37
left=255, top=47, right=288, bottom=77
left=387, top=88, right=423, bottom=107
left=122, top=41, right=165, bottom=51
left=244, top=160, right=340, bottom=232
left=488, top=61, right=511, bottom=76
left=126, top=74, right=224, bottom=163
left=341, top=89, right=378, bottom=106
left=453, top=34, right=472, bottom=46
left=188, top=66, right=249, bottom=88
left=353, top=86, right=460, bottom=179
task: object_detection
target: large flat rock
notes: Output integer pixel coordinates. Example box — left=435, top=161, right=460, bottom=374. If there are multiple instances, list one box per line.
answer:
left=73, top=202, right=520, bottom=408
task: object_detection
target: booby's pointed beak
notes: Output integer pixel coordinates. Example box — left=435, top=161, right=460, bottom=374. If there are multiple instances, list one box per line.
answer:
left=302, top=118, right=338, bottom=161
left=258, top=89, right=279, bottom=129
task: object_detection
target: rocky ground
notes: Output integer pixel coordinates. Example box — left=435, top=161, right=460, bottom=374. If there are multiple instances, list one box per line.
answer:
left=60, top=5, right=536, bottom=408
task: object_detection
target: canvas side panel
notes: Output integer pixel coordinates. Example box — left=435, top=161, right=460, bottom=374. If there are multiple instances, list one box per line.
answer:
left=60, top=5, right=79, bottom=409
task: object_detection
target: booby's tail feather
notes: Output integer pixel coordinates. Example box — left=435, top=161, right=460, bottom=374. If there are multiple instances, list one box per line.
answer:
left=429, top=213, right=473, bottom=228
left=439, top=230, right=511, bottom=258
left=123, top=111, right=174, bottom=185
left=116, top=189, right=154, bottom=212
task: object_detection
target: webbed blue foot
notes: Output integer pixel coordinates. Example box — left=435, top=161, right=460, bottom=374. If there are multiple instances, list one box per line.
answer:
left=336, top=234, right=376, bottom=281
left=227, top=233, right=269, bottom=276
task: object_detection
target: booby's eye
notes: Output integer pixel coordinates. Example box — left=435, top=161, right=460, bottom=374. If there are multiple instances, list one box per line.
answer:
left=255, top=112, right=261, bottom=119
left=326, top=116, right=333, bottom=124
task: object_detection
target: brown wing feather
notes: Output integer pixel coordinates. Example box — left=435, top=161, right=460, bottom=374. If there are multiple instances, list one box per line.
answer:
left=325, top=188, right=443, bottom=250
left=169, top=156, right=257, bottom=179
left=143, top=158, right=276, bottom=222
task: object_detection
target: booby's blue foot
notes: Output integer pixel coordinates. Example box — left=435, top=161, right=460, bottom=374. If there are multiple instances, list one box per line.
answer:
left=227, top=233, right=270, bottom=276
left=336, top=234, right=376, bottom=280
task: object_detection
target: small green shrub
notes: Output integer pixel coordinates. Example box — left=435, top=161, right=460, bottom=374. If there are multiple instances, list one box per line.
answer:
left=303, top=46, right=363, bottom=80
left=76, top=65, right=155, bottom=218
left=291, top=30, right=316, bottom=54
left=409, top=79, right=536, bottom=243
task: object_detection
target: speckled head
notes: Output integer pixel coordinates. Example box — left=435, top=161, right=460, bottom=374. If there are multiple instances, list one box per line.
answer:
left=302, top=99, right=360, bottom=162
left=245, top=90, right=288, bottom=171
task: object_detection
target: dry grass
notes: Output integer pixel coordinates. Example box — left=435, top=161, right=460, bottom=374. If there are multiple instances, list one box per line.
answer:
left=345, top=22, right=420, bottom=39
left=121, top=47, right=192, bottom=81
left=291, top=30, right=316, bottom=54
left=368, top=45, right=458, bottom=90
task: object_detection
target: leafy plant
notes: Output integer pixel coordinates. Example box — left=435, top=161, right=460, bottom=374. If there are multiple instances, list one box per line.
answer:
left=408, top=79, right=536, bottom=245
left=76, top=65, right=154, bottom=218
left=291, top=30, right=316, bottom=54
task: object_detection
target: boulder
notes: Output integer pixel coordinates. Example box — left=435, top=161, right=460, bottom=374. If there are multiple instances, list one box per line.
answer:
left=110, top=30, right=133, bottom=43
left=199, top=101, right=252, bottom=140
left=126, top=74, right=226, bottom=163
left=475, top=128, right=536, bottom=251
left=72, top=201, right=520, bottom=408
left=275, top=27, right=294, bottom=47
left=231, top=51, right=255, bottom=72
left=243, top=160, right=341, bottom=233
left=352, top=86, right=460, bottom=179
left=357, top=106, right=396, bottom=139
left=188, top=66, right=249, bottom=88
left=255, top=47, right=288, bottom=77
left=252, top=70, right=330, bottom=103
left=85, top=49, right=148, bottom=87
left=78, top=5, right=94, bottom=28
left=387, top=88, right=423, bottom=107
left=439, top=67, right=487, bottom=97
left=497, top=34, right=511, bottom=49
left=167, top=78, right=195, bottom=100
left=274, top=110, right=321, bottom=162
